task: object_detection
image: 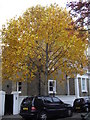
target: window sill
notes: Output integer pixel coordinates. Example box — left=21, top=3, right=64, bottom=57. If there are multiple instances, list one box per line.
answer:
left=82, top=90, right=88, bottom=93
left=17, top=91, right=21, bottom=94
left=48, top=91, right=56, bottom=94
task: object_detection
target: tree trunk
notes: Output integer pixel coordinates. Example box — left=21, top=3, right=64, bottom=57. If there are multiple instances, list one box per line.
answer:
left=38, top=69, right=41, bottom=95
left=45, top=43, right=48, bottom=95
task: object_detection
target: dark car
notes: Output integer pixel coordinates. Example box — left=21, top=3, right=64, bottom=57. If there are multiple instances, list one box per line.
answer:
left=20, top=96, right=73, bottom=120
left=81, top=112, right=90, bottom=120
left=73, top=98, right=90, bottom=112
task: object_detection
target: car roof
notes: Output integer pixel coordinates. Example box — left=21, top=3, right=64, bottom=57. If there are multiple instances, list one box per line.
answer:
left=75, top=97, right=88, bottom=100
left=23, top=96, right=59, bottom=100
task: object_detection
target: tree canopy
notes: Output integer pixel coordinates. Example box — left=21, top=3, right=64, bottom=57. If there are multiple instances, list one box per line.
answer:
left=67, top=1, right=90, bottom=29
left=67, top=0, right=90, bottom=74
left=1, top=4, right=88, bottom=84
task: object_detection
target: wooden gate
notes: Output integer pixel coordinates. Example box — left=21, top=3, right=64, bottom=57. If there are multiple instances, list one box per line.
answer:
left=4, top=94, right=13, bottom=115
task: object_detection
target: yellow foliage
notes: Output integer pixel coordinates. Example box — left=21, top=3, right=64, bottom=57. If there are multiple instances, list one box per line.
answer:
left=1, top=4, right=88, bottom=82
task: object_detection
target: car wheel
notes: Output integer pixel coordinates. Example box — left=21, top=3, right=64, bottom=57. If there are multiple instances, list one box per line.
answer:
left=23, top=117, right=29, bottom=120
left=85, top=107, right=89, bottom=112
left=38, top=111, right=47, bottom=120
left=67, top=109, right=72, bottom=117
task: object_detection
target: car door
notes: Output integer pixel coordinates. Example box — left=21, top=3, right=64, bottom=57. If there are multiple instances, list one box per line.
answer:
left=52, top=97, right=67, bottom=117
left=44, top=97, right=55, bottom=117
left=34, top=97, right=44, bottom=110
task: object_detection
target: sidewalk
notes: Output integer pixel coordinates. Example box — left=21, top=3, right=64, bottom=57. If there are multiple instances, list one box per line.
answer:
left=1, top=113, right=84, bottom=120
left=1, top=114, right=22, bottom=120
left=0, top=117, right=2, bottom=120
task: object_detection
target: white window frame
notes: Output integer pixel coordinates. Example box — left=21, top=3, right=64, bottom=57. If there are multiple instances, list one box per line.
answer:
left=17, top=82, right=22, bottom=93
left=48, top=60, right=54, bottom=71
left=87, top=69, right=90, bottom=73
left=81, top=78, right=87, bottom=92
left=48, top=80, right=56, bottom=94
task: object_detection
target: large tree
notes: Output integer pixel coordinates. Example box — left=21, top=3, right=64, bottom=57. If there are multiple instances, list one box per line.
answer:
left=67, top=0, right=90, bottom=75
left=1, top=4, right=88, bottom=95
left=67, top=1, right=90, bottom=28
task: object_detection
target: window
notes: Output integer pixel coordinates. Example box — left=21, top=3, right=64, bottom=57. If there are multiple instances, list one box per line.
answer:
left=87, top=69, right=90, bottom=73
left=44, top=97, right=53, bottom=103
left=52, top=97, right=63, bottom=104
left=48, top=60, right=54, bottom=71
left=81, top=78, right=87, bottom=92
left=35, top=98, right=43, bottom=106
left=17, top=82, right=22, bottom=93
left=22, top=97, right=33, bottom=105
left=18, top=82, right=22, bottom=91
left=52, top=97, right=60, bottom=102
left=48, top=80, right=56, bottom=94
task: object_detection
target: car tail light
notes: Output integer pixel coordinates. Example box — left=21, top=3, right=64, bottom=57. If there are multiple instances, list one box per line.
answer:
left=31, top=106, right=36, bottom=111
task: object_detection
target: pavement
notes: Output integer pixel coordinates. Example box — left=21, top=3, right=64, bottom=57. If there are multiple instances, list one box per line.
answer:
left=0, top=117, right=2, bottom=120
left=1, top=113, right=88, bottom=120
left=1, top=114, right=22, bottom=120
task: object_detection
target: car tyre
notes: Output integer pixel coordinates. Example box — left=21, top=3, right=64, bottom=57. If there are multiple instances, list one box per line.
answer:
left=67, top=109, right=72, bottom=117
left=23, top=117, right=29, bottom=120
left=38, top=111, right=47, bottom=120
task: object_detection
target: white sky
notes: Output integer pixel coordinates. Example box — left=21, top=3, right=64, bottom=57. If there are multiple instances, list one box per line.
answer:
left=0, top=0, right=73, bottom=30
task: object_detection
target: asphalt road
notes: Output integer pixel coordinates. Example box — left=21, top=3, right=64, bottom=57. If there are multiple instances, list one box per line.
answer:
left=1, top=113, right=87, bottom=120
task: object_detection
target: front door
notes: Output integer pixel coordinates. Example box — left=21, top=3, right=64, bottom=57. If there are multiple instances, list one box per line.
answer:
left=5, top=94, right=13, bottom=115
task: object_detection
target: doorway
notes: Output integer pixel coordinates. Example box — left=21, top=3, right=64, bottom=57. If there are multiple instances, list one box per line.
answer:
left=4, top=94, right=13, bottom=115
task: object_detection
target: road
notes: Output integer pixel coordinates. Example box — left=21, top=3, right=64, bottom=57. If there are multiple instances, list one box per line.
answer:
left=2, top=113, right=87, bottom=120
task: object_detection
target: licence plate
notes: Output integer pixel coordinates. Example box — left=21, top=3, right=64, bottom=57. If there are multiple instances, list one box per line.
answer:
left=76, top=107, right=80, bottom=109
left=23, top=108, right=28, bottom=110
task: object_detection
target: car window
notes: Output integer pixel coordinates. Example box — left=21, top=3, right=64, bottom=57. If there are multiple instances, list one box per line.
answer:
left=87, top=99, right=90, bottom=103
left=52, top=97, right=60, bottom=103
left=80, top=98, right=85, bottom=104
left=22, top=97, right=33, bottom=105
left=34, top=97, right=43, bottom=107
left=84, top=98, right=90, bottom=103
left=52, top=97, right=63, bottom=104
left=44, top=97, right=53, bottom=103
left=75, top=99, right=80, bottom=103
left=74, top=98, right=86, bottom=104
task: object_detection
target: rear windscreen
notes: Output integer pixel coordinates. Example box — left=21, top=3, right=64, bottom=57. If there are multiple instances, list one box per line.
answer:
left=22, top=97, right=33, bottom=105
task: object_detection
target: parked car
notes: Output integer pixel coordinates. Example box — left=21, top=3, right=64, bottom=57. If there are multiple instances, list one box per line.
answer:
left=73, top=98, right=90, bottom=112
left=81, top=112, right=90, bottom=120
left=20, top=96, right=73, bottom=120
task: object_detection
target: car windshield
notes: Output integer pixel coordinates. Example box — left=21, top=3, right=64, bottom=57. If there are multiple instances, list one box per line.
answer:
left=22, top=97, right=33, bottom=105
left=52, top=97, right=63, bottom=104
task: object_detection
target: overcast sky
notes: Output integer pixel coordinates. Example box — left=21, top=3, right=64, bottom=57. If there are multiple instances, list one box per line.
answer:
left=0, top=0, right=74, bottom=29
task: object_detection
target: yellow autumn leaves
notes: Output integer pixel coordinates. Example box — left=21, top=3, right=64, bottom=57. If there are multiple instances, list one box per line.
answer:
left=1, top=4, right=88, bottom=82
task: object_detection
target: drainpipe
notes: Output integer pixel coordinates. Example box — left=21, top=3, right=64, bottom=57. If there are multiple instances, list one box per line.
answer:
left=65, top=74, right=70, bottom=95
left=67, top=77, right=70, bottom=95
left=75, top=77, right=79, bottom=98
